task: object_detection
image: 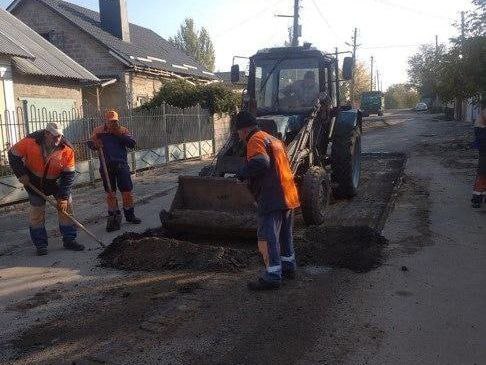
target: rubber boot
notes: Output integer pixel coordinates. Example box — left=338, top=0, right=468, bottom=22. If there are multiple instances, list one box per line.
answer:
left=124, top=207, right=141, bottom=224
left=106, top=211, right=122, bottom=232
left=471, top=194, right=482, bottom=208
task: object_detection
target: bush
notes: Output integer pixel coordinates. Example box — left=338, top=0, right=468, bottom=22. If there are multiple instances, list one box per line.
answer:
left=139, top=79, right=240, bottom=115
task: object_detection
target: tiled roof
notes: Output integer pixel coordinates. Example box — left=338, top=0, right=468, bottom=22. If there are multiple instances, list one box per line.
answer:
left=0, top=8, right=99, bottom=82
left=9, top=0, right=217, bottom=80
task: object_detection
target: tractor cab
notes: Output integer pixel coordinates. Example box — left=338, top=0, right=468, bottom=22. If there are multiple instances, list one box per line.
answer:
left=231, top=45, right=352, bottom=143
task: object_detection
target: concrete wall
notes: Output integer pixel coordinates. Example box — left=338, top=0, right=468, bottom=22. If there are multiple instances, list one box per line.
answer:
left=213, top=114, right=231, bottom=153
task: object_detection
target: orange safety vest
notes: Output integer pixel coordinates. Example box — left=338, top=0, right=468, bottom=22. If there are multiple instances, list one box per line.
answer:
left=10, top=134, right=75, bottom=181
left=247, top=130, right=300, bottom=210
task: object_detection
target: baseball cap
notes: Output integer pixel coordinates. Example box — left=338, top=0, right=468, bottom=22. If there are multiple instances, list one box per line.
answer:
left=105, top=110, right=119, bottom=122
left=45, top=122, right=63, bottom=137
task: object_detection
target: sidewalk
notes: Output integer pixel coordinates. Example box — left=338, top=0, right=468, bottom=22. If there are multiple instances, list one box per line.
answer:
left=0, top=158, right=208, bottom=345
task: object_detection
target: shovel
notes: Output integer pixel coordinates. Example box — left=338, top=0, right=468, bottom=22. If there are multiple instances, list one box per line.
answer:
left=27, top=183, right=106, bottom=248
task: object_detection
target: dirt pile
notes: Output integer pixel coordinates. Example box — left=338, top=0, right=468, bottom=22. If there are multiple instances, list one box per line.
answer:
left=296, top=225, right=388, bottom=273
left=99, top=229, right=255, bottom=272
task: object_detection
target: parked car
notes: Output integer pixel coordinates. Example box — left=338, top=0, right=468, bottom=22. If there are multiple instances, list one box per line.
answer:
left=415, top=102, right=428, bottom=112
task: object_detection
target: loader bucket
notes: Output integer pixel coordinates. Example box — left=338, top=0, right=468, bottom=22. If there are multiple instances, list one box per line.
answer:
left=162, top=176, right=258, bottom=239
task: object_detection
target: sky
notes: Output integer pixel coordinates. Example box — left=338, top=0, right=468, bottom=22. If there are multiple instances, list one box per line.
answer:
left=0, top=0, right=473, bottom=90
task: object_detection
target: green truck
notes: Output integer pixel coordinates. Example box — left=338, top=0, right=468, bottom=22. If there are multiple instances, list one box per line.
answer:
left=360, top=91, right=385, bottom=117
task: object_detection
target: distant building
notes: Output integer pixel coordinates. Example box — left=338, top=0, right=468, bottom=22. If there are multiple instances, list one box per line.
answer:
left=0, top=7, right=98, bottom=152
left=8, top=0, right=218, bottom=110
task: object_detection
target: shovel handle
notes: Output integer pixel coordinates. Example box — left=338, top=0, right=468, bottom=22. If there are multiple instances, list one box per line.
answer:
left=97, top=146, right=113, bottom=193
left=27, top=183, right=106, bottom=248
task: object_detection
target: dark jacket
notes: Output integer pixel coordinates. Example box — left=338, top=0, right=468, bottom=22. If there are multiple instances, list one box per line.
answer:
left=88, top=124, right=136, bottom=166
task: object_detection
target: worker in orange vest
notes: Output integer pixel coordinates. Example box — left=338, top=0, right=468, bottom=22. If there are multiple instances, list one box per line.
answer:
left=235, top=111, right=300, bottom=291
left=88, top=110, right=141, bottom=231
left=8, top=122, right=84, bottom=255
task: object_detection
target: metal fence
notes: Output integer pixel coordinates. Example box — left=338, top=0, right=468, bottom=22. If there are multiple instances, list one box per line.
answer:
left=0, top=103, right=214, bottom=205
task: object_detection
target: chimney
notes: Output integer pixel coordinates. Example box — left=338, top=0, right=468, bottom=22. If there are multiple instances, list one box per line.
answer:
left=99, top=0, right=130, bottom=42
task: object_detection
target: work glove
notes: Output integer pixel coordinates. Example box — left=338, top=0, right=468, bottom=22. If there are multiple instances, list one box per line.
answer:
left=18, top=174, right=30, bottom=187
left=109, top=126, right=123, bottom=136
left=57, top=199, right=69, bottom=216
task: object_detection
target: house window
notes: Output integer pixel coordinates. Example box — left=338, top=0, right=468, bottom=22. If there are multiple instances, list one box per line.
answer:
left=40, top=30, right=65, bottom=50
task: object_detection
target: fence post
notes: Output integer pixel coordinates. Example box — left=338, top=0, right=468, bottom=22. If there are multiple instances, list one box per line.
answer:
left=21, top=100, right=29, bottom=134
left=211, top=114, right=216, bottom=155
left=197, top=105, right=202, bottom=159
left=162, top=103, right=169, bottom=164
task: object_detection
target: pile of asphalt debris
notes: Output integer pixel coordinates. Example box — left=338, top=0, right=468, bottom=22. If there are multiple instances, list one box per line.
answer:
left=99, top=228, right=256, bottom=272
left=100, top=225, right=388, bottom=274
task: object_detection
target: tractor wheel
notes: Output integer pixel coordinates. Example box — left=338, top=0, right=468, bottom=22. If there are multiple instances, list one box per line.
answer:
left=300, top=166, right=331, bottom=226
left=331, top=127, right=362, bottom=198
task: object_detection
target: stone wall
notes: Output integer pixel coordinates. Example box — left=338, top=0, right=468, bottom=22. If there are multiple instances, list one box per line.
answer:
left=213, top=114, right=232, bottom=153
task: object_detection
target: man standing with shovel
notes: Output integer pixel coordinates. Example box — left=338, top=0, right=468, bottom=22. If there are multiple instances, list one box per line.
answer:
left=88, top=110, right=141, bottom=232
left=8, top=122, right=84, bottom=255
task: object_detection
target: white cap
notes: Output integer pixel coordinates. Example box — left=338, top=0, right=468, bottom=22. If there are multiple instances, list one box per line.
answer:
left=45, top=122, right=63, bottom=137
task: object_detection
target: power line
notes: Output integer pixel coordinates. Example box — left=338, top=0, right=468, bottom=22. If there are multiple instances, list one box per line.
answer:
left=310, top=0, right=341, bottom=43
left=213, top=0, right=284, bottom=39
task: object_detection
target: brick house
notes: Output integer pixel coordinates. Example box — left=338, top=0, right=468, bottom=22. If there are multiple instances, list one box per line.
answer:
left=0, top=7, right=98, bottom=153
left=7, top=0, right=218, bottom=111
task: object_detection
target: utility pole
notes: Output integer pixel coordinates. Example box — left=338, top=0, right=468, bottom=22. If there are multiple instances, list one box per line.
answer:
left=345, top=28, right=358, bottom=104
left=370, top=56, right=374, bottom=91
left=461, top=11, right=465, bottom=47
left=292, top=0, right=300, bottom=46
left=376, top=70, right=380, bottom=92
left=276, top=0, right=300, bottom=46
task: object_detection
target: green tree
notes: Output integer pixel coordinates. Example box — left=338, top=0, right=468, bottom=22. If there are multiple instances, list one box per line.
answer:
left=340, top=61, right=371, bottom=105
left=385, top=84, right=420, bottom=109
left=138, top=79, right=240, bottom=115
left=407, top=44, right=446, bottom=101
left=462, top=0, right=485, bottom=37
left=169, top=18, right=216, bottom=71
left=437, top=36, right=486, bottom=102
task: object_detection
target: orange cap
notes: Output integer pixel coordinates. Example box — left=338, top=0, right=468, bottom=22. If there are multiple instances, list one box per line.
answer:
left=105, top=110, right=119, bottom=122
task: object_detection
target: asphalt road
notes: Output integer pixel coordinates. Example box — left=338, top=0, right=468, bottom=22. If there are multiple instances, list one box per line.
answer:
left=0, top=110, right=484, bottom=365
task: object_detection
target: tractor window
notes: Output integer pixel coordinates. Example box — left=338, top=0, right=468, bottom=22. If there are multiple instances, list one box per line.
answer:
left=254, top=57, right=320, bottom=114
left=255, top=66, right=275, bottom=109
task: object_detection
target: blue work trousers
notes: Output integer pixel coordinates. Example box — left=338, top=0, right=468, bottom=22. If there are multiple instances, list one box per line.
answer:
left=257, top=209, right=296, bottom=283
